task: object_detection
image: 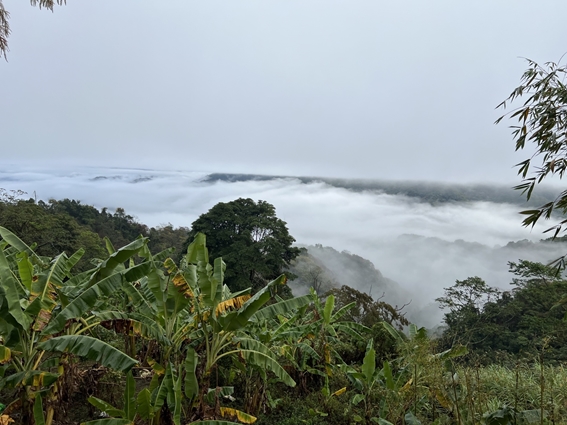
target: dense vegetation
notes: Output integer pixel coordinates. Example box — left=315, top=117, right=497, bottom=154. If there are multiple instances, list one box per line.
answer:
left=437, top=262, right=567, bottom=364
left=2, top=192, right=567, bottom=425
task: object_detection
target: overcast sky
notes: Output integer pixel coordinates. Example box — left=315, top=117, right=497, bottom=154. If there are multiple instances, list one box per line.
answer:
left=1, top=1, right=567, bottom=181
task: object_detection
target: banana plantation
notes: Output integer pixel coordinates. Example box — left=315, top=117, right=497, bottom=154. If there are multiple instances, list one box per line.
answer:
left=0, top=225, right=566, bottom=425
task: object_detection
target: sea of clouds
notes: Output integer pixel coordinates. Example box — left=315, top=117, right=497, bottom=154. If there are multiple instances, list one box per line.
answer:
left=1, top=164, right=566, bottom=326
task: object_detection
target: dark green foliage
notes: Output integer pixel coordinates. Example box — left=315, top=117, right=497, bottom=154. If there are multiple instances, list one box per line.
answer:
left=0, top=192, right=188, bottom=271
left=438, top=261, right=567, bottom=362
left=327, top=285, right=408, bottom=364
left=185, top=198, right=300, bottom=292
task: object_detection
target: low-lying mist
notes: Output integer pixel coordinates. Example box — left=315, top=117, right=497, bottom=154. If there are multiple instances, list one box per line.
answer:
left=2, top=165, right=566, bottom=327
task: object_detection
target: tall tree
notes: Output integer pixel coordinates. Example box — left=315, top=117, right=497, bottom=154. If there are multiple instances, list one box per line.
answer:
left=186, top=198, right=300, bottom=292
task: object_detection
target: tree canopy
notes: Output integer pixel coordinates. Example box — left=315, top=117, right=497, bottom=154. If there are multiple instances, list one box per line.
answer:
left=437, top=262, right=567, bottom=363
left=186, top=198, right=300, bottom=292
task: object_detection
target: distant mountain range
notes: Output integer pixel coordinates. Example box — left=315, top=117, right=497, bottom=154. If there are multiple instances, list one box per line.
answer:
left=203, top=172, right=557, bottom=206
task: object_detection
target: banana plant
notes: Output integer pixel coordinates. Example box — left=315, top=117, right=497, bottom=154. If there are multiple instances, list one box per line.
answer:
left=90, top=232, right=311, bottom=424
left=268, top=289, right=369, bottom=391
left=0, top=227, right=142, bottom=425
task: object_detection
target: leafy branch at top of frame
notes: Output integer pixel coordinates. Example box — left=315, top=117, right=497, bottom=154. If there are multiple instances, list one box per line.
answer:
left=496, top=57, right=567, bottom=233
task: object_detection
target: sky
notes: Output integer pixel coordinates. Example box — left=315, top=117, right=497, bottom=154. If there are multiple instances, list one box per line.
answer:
left=2, top=1, right=567, bottom=321
left=2, top=0, right=567, bottom=181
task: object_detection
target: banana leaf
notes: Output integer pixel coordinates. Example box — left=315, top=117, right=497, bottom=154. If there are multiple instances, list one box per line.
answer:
left=38, top=335, right=137, bottom=372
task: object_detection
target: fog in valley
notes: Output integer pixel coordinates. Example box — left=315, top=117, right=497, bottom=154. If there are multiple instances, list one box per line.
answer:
left=2, top=165, right=566, bottom=327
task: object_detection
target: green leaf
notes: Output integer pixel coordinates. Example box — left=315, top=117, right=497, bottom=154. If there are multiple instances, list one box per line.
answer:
left=240, top=348, right=295, bottom=387
left=136, top=388, right=152, bottom=420
left=38, top=335, right=137, bottom=372
left=0, top=226, right=43, bottom=264
left=42, top=272, right=124, bottom=334
left=361, top=340, right=375, bottom=384
left=3, top=370, right=60, bottom=388
left=95, top=238, right=147, bottom=280
left=34, top=395, right=45, bottom=425
left=80, top=419, right=134, bottom=425
left=124, top=371, right=136, bottom=420
left=16, top=252, right=33, bottom=292
left=382, top=321, right=406, bottom=343
left=152, top=364, right=173, bottom=411
left=104, top=237, right=116, bottom=255
left=223, top=275, right=287, bottom=331
left=330, top=301, right=356, bottom=322
left=382, top=361, right=394, bottom=390
left=186, top=233, right=209, bottom=265
left=173, top=368, right=182, bottom=425
left=435, top=344, right=468, bottom=360
left=87, top=397, right=124, bottom=418
left=323, top=294, right=335, bottom=324
left=404, top=411, right=422, bottom=425
left=251, top=295, right=311, bottom=322
left=184, top=348, right=199, bottom=400
left=0, top=248, right=30, bottom=330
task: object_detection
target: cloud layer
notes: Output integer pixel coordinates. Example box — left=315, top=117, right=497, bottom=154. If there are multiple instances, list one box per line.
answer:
left=2, top=164, right=565, bottom=325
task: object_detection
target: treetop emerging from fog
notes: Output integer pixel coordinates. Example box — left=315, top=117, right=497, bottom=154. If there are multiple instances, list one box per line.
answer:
left=186, top=198, right=300, bottom=293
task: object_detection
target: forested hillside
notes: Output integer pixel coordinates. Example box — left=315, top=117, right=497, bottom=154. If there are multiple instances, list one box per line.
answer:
left=2, top=192, right=567, bottom=424
left=0, top=189, right=188, bottom=271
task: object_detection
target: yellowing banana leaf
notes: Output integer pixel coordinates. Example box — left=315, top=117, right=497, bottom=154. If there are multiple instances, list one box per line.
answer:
left=216, top=295, right=251, bottom=316
left=0, top=345, right=10, bottom=363
left=219, top=407, right=257, bottom=424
